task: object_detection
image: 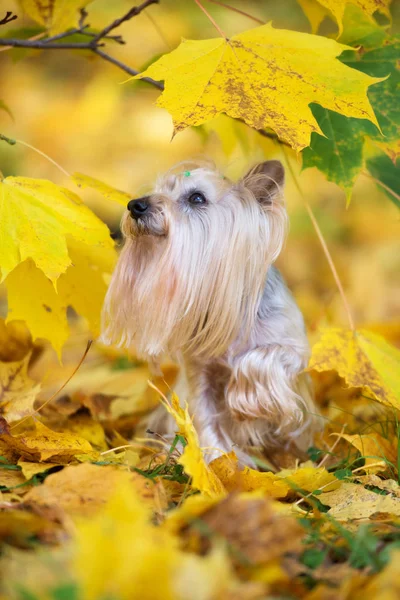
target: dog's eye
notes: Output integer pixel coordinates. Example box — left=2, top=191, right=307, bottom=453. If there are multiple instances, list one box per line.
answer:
left=188, top=191, right=207, bottom=205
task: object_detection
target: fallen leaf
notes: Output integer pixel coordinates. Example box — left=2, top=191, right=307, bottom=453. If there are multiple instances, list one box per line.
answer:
left=55, top=413, right=108, bottom=451
left=24, top=463, right=167, bottom=521
left=356, top=549, right=400, bottom=599
left=0, top=508, right=60, bottom=547
left=0, top=418, right=92, bottom=463
left=72, top=482, right=236, bottom=600
left=163, top=394, right=226, bottom=497
left=309, top=328, right=400, bottom=408
left=168, top=492, right=304, bottom=567
left=319, top=482, right=400, bottom=521
left=18, top=459, right=63, bottom=480
left=0, top=352, right=41, bottom=423
left=136, top=23, right=380, bottom=151
left=0, top=466, right=25, bottom=489
left=333, top=432, right=397, bottom=473
left=210, top=453, right=339, bottom=497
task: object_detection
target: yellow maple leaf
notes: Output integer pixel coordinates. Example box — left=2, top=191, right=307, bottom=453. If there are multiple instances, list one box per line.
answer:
left=309, top=328, right=400, bottom=409
left=320, top=482, right=400, bottom=521
left=162, top=394, right=226, bottom=497
left=333, top=432, right=397, bottom=473
left=0, top=419, right=92, bottom=462
left=210, top=453, right=339, bottom=497
left=6, top=241, right=115, bottom=356
left=0, top=177, right=114, bottom=283
left=0, top=352, right=40, bottom=423
left=24, top=463, right=165, bottom=519
left=298, top=0, right=392, bottom=35
left=73, top=481, right=234, bottom=600
left=19, top=0, right=93, bottom=35
left=136, top=23, right=381, bottom=151
left=72, top=172, right=132, bottom=207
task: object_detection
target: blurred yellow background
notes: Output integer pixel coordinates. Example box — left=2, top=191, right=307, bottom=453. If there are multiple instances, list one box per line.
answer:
left=0, top=0, right=399, bottom=346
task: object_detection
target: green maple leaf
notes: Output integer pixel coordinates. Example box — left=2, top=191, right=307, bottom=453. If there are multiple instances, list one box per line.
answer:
left=302, top=28, right=399, bottom=204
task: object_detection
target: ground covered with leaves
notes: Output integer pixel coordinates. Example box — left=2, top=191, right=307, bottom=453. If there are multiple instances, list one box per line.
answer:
left=0, top=318, right=399, bottom=600
left=0, top=0, right=399, bottom=598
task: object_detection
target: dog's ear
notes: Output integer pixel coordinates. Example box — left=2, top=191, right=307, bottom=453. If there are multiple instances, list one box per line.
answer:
left=241, top=160, right=285, bottom=205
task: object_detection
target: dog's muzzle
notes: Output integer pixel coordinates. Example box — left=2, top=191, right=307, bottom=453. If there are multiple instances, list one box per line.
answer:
left=127, top=196, right=150, bottom=220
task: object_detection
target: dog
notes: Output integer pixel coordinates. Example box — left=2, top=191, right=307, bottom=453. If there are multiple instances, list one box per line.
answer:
left=101, top=160, right=318, bottom=464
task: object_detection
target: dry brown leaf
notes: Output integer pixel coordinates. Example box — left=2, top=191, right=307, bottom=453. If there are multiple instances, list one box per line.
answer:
left=210, top=453, right=339, bottom=497
left=24, top=463, right=168, bottom=521
left=0, top=353, right=41, bottom=423
left=0, top=467, right=26, bottom=490
left=18, top=460, right=62, bottom=481
left=0, top=509, right=61, bottom=547
left=319, top=482, right=400, bottom=521
left=171, top=493, right=304, bottom=567
left=334, top=432, right=397, bottom=473
left=0, top=319, right=33, bottom=362
left=0, top=418, right=92, bottom=463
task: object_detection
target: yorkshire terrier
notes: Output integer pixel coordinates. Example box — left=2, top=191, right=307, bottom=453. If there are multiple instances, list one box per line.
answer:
left=101, top=160, right=318, bottom=464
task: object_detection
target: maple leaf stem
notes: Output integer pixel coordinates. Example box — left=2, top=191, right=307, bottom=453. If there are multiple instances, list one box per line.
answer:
left=281, top=144, right=356, bottom=332
left=193, top=0, right=228, bottom=39
left=362, top=170, right=400, bottom=206
left=15, top=139, right=71, bottom=178
left=205, top=0, right=264, bottom=25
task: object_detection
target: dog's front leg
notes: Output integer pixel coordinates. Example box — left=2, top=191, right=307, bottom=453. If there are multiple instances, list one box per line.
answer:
left=184, top=358, right=245, bottom=462
left=225, top=345, right=316, bottom=449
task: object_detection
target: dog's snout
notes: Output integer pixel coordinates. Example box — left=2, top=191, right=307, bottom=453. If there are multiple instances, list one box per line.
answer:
left=128, top=197, right=150, bottom=218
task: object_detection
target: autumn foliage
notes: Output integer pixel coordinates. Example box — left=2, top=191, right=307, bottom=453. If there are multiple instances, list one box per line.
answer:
left=0, top=0, right=399, bottom=599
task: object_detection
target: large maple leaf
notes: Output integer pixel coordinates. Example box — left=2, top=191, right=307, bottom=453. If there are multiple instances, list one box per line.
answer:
left=0, top=177, right=113, bottom=283
left=135, top=23, right=381, bottom=151
left=309, top=328, right=400, bottom=409
left=0, top=177, right=116, bottom=355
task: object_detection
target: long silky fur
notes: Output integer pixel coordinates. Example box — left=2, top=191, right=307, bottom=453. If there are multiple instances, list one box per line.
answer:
left=101, top=163, right=287, bottom=360
left=101, top=160, right=319, bottom=461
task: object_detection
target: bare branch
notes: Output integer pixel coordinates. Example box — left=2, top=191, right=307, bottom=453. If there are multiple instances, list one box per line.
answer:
left=0, top=1, right=160, bottom=86
left=0, top=12, right=18, bottom=26
left=90, top=0, right=160, bottom=45
left=93, top=48, right=164, bottom=90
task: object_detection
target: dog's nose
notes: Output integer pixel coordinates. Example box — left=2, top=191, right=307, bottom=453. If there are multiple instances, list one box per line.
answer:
left=127, top=197, right=150, bottom=218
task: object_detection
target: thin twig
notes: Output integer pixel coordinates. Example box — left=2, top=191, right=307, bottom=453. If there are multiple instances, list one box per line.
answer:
left=0, top=2, right=160, bottom=88
left=93, top=47, right=164, bottom=89
left=0, top=12, right=18, bottom=26
left=0, top=38, right=99, bottom=49
left=11, top=341, right=92, bottom=430
left=90, top=0, right=160, bottom=44
left=193, top=0, right=228, bottom=38
left=206, top=0, right=264, bottom=24
left=318, top=424, right=347, bottom=468
left=0, top=32, right=45, bottom=52
left=281, top=144, right=356, bottom=332
left=15, top=139, right=71, bottom=177
left=362, top=170, right=400, bottom=207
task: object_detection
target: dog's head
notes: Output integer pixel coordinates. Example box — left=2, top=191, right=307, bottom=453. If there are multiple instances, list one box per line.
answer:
left=102, top=160, right=287, bottom=359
